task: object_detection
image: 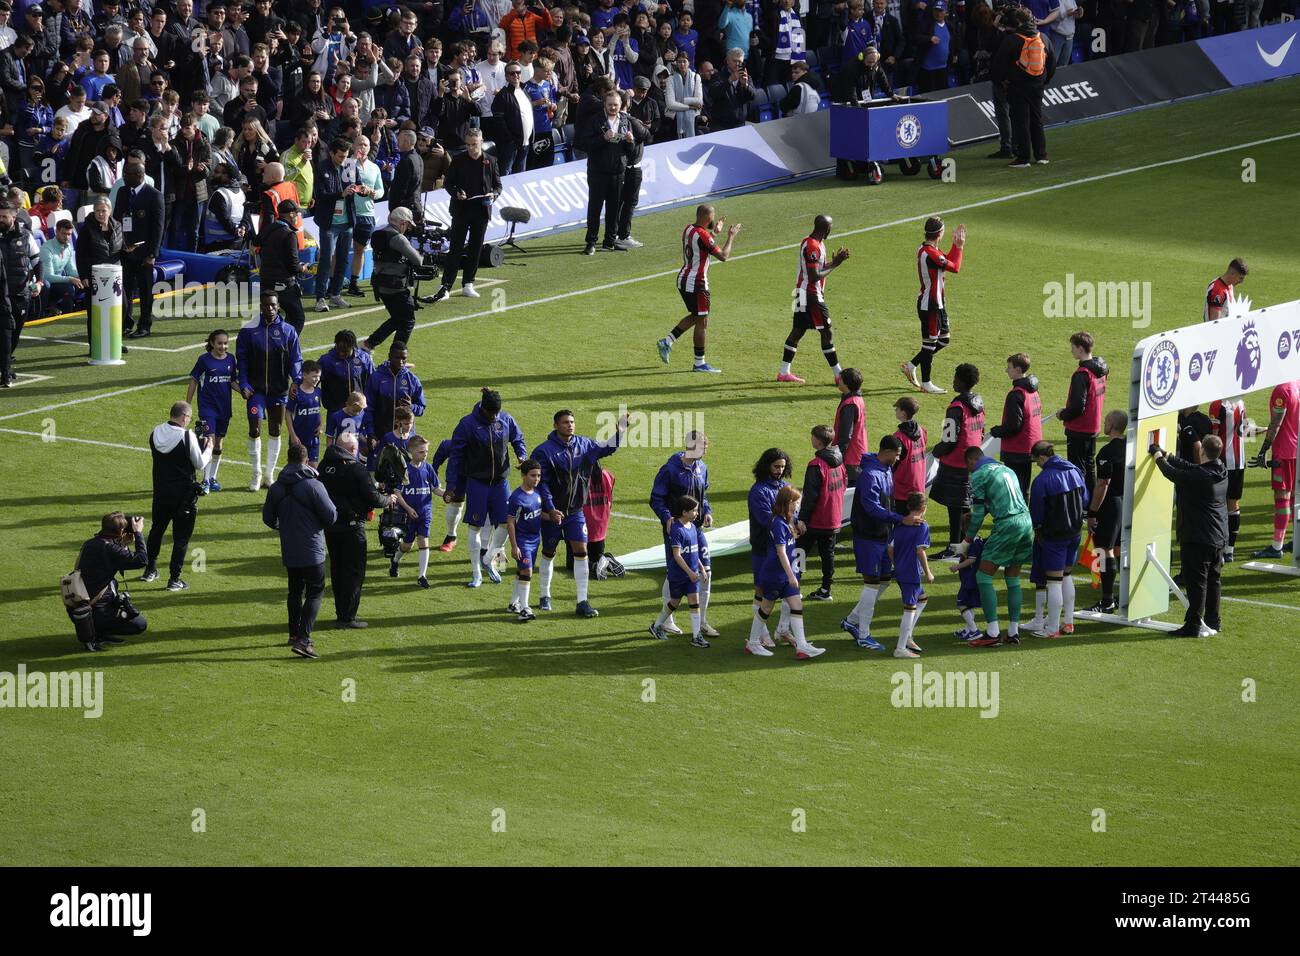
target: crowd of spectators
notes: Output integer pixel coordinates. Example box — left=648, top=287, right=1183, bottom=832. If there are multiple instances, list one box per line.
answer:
left=0, top=0, right=1289, bottom=340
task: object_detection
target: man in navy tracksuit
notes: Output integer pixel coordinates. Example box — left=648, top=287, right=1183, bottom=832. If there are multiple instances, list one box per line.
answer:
left=530, top=409, right=626, bottom=618
left=444, top=388, right=527, bottom=588
left=649, top=432, right=717, bottom=637
left=318, top=329, right=375, bottom=415
left=1028, top=440, right=1088, bottom=638
left=236, top=292, right=303, bottom=490
left=364, top=342, right=426, bottom=457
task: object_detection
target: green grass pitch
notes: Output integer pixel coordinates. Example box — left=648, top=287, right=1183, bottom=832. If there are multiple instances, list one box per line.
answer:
left=1, top=79, right=1298, bottom=866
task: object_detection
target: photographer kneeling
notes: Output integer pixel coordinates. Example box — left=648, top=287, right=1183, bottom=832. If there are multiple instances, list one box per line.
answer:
left=73, top=512, right=150, bottom=651
left=363, top=207, right=428, bottom=353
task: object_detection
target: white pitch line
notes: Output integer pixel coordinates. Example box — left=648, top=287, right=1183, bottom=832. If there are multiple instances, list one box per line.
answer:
left=612, top=511, right=658, bottom=523
left=1221, top=595, right=1300, bottom=612
left=6, top=132, right=1297, bottom=420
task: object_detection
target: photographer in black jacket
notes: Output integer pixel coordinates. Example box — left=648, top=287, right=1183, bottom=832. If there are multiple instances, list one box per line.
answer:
left=366, top=206, right=427, bottom=350
left=259, top=198, right=305, bottom=333
left=1151, top=434, right=1228, bottom=637
left=318, top=431, right=396, bottom=629
left=144, top=401, right=213, bottom=592
left=75, top=512, right=150, bottom=651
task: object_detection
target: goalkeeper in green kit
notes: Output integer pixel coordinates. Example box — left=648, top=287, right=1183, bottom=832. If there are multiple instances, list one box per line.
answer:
left=954, top=446, right=1034, bottom=647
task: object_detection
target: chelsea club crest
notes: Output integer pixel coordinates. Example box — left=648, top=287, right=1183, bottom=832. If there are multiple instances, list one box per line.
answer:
left=896, top=114, right=922, bottom=149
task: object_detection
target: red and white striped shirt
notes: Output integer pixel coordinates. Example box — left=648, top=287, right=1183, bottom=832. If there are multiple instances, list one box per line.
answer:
left=794, top=236, right=827, bottom=303
left=1204, top=277, right=1234, bottom=322
left=916, top=242, right=962, bottom=310
left=678, top=224, right=721, bottom=292
left=1209, top=398, right=1248, bottom=471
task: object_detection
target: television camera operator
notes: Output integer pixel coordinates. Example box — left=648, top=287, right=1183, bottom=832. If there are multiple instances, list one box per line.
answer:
left=71, top=512, right=150, bottom=651
left=365, top=206, right=435, bottom=352
left=431, top=126, right=501, bottom=303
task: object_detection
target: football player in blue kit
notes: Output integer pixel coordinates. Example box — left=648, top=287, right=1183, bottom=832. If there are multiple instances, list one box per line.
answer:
left=389, top=435, right=440, bottom=588
left=286, top=360, right=324, bottom=467
left=530, top=409, right=626, bottom=618
left=506, top=460, right=546, bottom=622
left=649, top=496, right=710, bottom=648
left=236, top=292, right=303, bottom=490
left=747, top=485, right=826, bottom=659
left=889, top=493, right=934, bottom=659
left=186, top=329, right=237, bottom=492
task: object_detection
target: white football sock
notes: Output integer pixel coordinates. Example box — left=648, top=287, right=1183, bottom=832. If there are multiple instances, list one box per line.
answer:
left=574, top=557, right=590, bottom=603
left=896, top=607, right=918, bottom=654
left=468, top=527, right=483, bottom=582
left=779, top=361, right=792, bottom=375
left=265, top=436, right=281, bottom=477
left=961, top=608, right=976, bottom=630
left=698, top=570, right=711, bottom=622
left=749, top=611, right=767, bottom=644
left=987, top=619, right=1001, bottom=638
left=519, top=578, right=531, bottom=609
left=488, top=525, right=509, bottom=560
left=851, top=585, right=879, bottom=632
left=1062, top=575, right=1076, bottom=625
left=511, top=579, right=522, bottom=605
left=831, top=362, right=842, bottom=377
left=1046, top=579, right=1063, bottom=633
left=1034, top=588, right=1046, bottom=620
left=654, top=602, right=673, bottom=627
left=790, top=613, right=809, bottom=651
left=752, top=601, right=769, bottom=636
left=539, top=555, right=555, bottom=599
left=417, top=547, right=429, bottom=577
left=689, top=608, right=701, bottom=639
left=248, top=438, right=262, bottom=473
left=777, top=599, right=791, bottom=633
left=661, top=578, right=677, bottom=627
left=445, top=500, right=464, bottom=537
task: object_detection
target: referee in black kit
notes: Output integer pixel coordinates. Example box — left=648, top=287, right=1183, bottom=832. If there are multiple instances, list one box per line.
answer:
left=432, top=127, right=501, bottom=303
left=318, top=431, right=396, bottom=629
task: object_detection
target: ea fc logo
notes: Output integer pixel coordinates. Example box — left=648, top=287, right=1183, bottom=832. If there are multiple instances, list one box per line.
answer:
left=1144, top=340, right=1180, bottom=408
left=896, top=114, right=922, bottom=149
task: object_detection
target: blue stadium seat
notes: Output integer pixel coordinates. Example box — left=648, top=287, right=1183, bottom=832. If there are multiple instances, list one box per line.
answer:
left=819, top=93, right=831, bottom=111
left=748, top=87, right=769, bottom=121
left=757, top=104, right=775, bottom=122
left=766, top=83, right=787, bottom=106
left=804, top=49, right=819, bottom=71
left=1072, top=45, right=1084, bottom=64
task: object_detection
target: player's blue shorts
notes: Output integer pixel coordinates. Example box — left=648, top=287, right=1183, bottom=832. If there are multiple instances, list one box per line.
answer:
left=898, top=581, right=927, bottom=607
left=957, top=584, right=980, bottom=609
left=196, top=408, right=230, bottom=438
left=667, top=569, right=700, bottom=599
left=301, top=436, right=320, bottom=462
left=465, top=477, right=510, bottom=527
left=542, top=510, right=587, bottom=550
left=1040, top=534, right=1081, bottom=575
left=854, top=537, right=892, bottom=579
left=246, top=391, right=289, bottom=421
left=760, top=577, right=800, bottom=602
left=515, top=536, right=540, bottom=574
left=403, top=506, right=433, bottom=542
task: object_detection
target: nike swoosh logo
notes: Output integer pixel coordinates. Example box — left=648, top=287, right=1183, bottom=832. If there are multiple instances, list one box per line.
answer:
left=666, top=146, right=716, bottom=186
left=1257, top=33, right=1296, bottom=69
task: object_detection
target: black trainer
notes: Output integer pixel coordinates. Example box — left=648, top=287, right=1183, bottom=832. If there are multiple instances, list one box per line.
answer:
left=98, top=634, right=127, bottom=645
left=806, top=587, right=832, bottom=601
left=290, top=638, right=320, bottom=659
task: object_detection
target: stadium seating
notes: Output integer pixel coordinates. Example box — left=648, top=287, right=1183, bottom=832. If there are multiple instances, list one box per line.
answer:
left=766, top=83, right=787, bottom=107
left=747, top=87, right=770, bottom=122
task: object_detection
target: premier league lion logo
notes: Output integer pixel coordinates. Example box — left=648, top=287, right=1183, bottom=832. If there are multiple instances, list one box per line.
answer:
left=1235, top=321, right=1262, bottom=391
